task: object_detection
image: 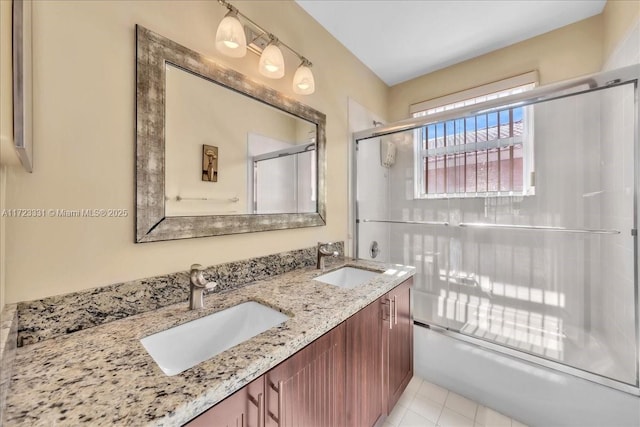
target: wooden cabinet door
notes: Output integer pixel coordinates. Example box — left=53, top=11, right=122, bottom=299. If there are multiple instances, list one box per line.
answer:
left=185, top=376, right=265, bottom=427
left=387, top=278, right=413, bottom=411
left=346, top=298, right=384, bottom=427
left=265, top=323, right=346, bottom=427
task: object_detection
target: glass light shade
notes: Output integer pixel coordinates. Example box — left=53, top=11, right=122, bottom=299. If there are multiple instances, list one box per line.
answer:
left=293, top=64, right=315, bottom=95
left=215, top=12, right=247, bottom=58
left=259, top=44, right=285, bottom=79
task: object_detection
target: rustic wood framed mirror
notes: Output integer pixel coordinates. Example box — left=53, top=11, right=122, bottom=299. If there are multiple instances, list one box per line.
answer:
left=136, top=26, right=326, bottom=242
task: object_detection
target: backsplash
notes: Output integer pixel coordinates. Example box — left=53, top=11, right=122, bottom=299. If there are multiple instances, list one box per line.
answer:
left=16, top=243, right=343, bottom=346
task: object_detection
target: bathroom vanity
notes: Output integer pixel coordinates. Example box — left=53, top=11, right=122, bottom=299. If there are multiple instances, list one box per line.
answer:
left=187, top=278, right=412, bottom=427
left=3, top=257, right=414, bottom=426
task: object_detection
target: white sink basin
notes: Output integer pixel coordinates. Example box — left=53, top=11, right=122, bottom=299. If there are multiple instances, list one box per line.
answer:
left=141, top=301, right=289, bottom=376
left=314, top=267, right=380, bottom=289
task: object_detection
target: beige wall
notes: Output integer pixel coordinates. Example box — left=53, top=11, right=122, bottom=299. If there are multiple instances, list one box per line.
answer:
left=3, top=0, right=637, bottom=305
left=0, top=165, right=5, bottom=312
left=0, top=0, right=17, bottom=313
left=388, top=15, right=604, bottom=122
left=3, top=0, right=388, bottom=303
left=164, top=65, right=305, bottom=216
left=603, top=0, right=640, bottom=62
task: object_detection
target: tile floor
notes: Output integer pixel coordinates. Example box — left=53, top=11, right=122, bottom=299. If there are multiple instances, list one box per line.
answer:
left=384, top=376, right=528, bottom=427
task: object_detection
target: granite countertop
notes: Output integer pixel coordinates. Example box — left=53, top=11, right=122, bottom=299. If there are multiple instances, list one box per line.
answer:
left=4, top=258, right=414, bottom=426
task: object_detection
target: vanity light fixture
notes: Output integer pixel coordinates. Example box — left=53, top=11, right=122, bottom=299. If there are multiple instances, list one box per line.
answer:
left=259, top=36, right=285, bottom=79
left=215, top=0, right=315, bottom=94
left=293, top=59, right=315, bottom=95
left=215, top=6, right=247, bottom=58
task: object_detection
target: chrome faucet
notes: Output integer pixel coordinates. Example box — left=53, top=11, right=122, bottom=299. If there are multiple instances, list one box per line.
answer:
left=189, top=264, right=218, bottom=310
left=317, top=242, right=339, bottom=271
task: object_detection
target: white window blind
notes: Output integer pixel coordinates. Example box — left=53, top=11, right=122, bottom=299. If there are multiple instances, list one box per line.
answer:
left=410, top=71, right=538, bottom=116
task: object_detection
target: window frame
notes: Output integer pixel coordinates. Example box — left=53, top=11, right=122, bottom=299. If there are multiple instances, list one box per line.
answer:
left=410, top=72, right=538, bottom=200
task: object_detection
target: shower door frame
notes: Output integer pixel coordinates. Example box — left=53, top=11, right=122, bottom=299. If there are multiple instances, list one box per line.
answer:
left=350, top=64, right=640, bottom=396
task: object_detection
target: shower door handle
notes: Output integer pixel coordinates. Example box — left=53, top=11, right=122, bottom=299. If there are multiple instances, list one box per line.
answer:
left=359, top=219, right=450, bottom=227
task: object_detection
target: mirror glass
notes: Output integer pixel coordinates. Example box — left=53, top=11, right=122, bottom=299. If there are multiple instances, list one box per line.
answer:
left=135, top=26, right=326, bottom=242
left=165, top=64, right=317, bottom=216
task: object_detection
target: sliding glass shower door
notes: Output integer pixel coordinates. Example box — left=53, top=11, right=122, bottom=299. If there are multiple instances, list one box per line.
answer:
left=355, top=73, right=638, bottom=389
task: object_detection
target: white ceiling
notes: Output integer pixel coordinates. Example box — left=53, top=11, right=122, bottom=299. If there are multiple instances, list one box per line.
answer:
left=296, top=0, right=606, bottom=86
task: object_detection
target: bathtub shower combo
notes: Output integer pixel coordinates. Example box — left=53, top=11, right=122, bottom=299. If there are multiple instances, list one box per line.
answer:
left=352, top=65, right=639, bottom=395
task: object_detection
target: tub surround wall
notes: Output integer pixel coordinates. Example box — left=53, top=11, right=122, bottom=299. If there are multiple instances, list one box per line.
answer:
left=16, top=243, right=343, bottom=346
left=348, top=98, right=390, bottom=261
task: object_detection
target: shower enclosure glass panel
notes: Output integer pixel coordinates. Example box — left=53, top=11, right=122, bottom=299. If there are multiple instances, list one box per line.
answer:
left=253, top=148, right=316, bottom=214
left=355, top=81, right=638, bottom=387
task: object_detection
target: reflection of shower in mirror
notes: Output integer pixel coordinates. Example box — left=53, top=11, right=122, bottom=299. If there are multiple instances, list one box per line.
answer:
left=247, top=132, right=317, bottom=215
left=307, top=130, right=316, bottom=143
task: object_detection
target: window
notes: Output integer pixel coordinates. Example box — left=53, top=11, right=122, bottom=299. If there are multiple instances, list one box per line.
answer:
left=411, top=73, right=537, bottom=199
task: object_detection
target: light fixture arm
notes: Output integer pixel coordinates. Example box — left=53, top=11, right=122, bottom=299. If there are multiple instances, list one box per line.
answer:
left=222, top=1, right=239, bottom=15
left=218, top=0, right=242, bottom=15
left=299, top=57, right=312, bottom=68
left=217, top=0, right=312, bottom=67
left=267, top=33, right=279, bottom=46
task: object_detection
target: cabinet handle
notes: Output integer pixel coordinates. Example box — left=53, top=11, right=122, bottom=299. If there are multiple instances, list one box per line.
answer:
left=248, top=392, right=264, bottom=427
left=257, top=392, right=264, bottom=427
left=277, top=380, right=284, bottom=426
left=393, top=295, right=398, bottom=325
left=268, top=380, right=284, bottom=426
left=386, top=298, right=393, bottom=330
